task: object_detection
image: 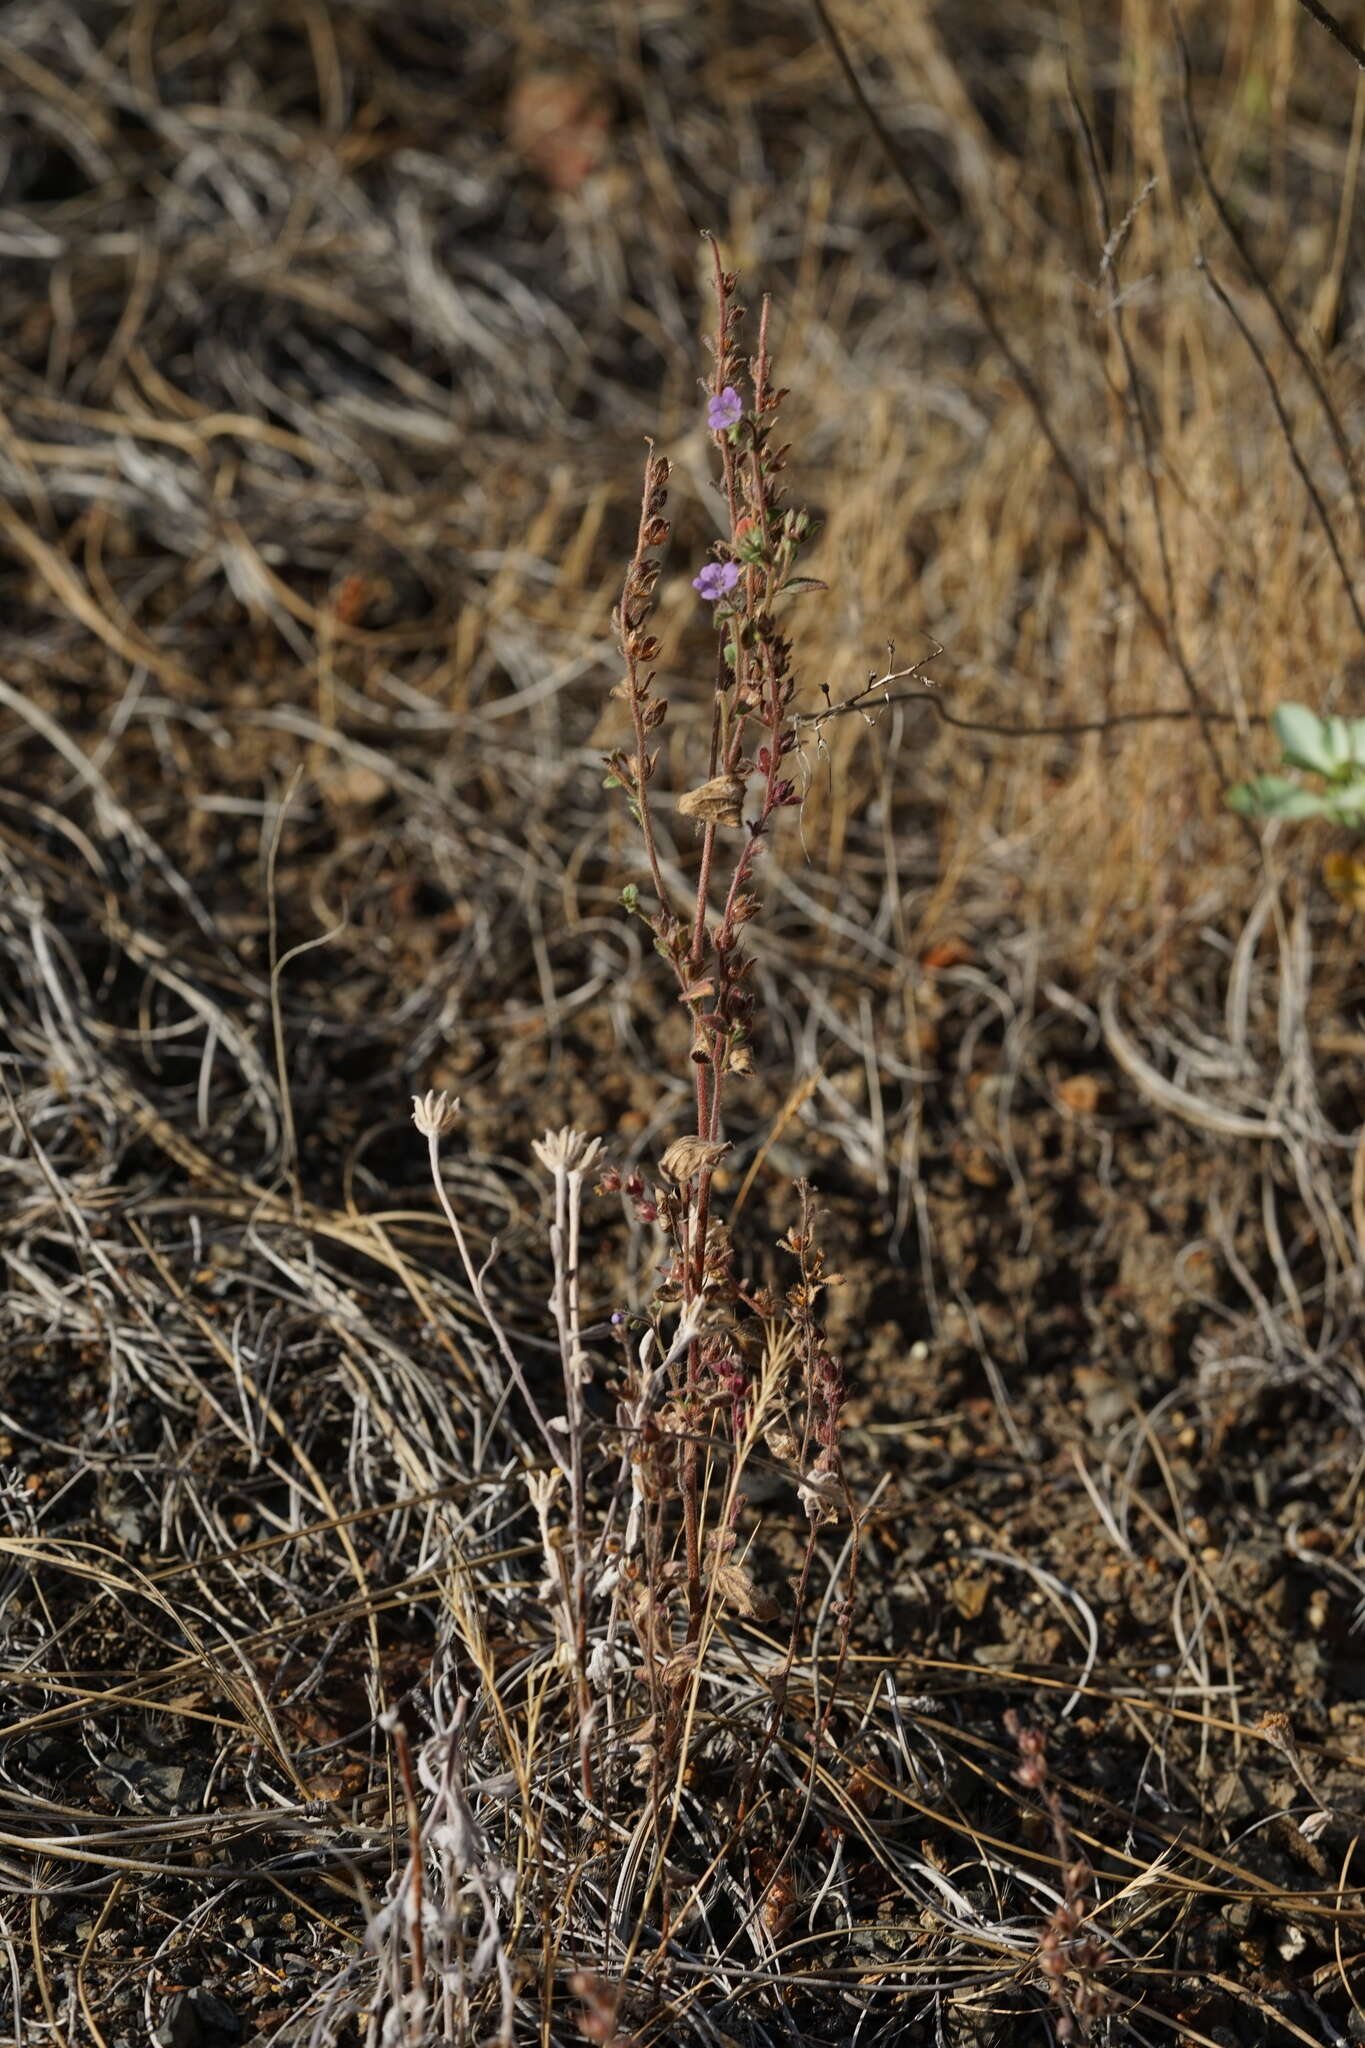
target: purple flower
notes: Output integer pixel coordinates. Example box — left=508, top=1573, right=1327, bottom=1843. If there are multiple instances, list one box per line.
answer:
left=692, top=560, right=741, bottom=602
left=706, top=386, right=743, bottom=432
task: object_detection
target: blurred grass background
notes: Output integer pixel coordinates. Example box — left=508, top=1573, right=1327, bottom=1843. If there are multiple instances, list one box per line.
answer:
left=4, top=0, right=1363, bottom=975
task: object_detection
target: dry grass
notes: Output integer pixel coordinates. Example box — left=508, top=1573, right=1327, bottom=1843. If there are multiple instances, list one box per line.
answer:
left=4, top=2, right=1365, bottom=2043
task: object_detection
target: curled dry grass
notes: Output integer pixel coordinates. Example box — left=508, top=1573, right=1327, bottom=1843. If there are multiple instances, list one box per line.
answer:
left=4, top=1, right=1365, bottom=2043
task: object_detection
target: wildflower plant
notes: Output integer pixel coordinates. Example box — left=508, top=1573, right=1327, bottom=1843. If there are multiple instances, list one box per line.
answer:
left=1228, top=704, right=1365, bottom=907
left=1227, top=703, right=1365, bottom=824
left=603, top=243, right=846, bottom=1669
left=401, top=249, right=858, bottom=2041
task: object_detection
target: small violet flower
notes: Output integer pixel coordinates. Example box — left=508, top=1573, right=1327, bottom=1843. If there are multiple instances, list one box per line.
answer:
left=706, top=386, right=743, bottom=432
left=692, top=560, right=741, bottom=602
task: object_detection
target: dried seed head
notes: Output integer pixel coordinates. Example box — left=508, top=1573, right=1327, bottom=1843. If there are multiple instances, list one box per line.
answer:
left=659, top=1136, right=732, bottom=1184
left=524, top=1469, right=564, bottom=1513
left=677, top=774, right=745, bottom=827
left=765, top=1421, right=799, bottom=1463
left=532, top=1126, right=606, bottom=1176
left=412, top=1089, right=462, bottom=1139
left=1256, top=1710, right=1297, bottom=1758
left=797, top=1454, right=842, bottom=1525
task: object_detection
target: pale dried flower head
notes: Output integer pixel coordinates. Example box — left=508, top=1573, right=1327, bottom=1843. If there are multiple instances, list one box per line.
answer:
left=412, top=1089, right=462, bottom=1139
left=797, top=1456, right=843, bottom=1525
left=677, top=773, right=745, bottom=827
left=1256, top=1710, right=1297, bottom=1758
left=524, top=1468, right=564, bottom=1514
left=660, top=1135, right=732, bottom=1184
left=532, top=1126, right=606, bottom=1176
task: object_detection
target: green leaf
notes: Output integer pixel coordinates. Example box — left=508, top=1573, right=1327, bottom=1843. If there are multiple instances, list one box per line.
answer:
left=1347, top=718, right=1365, bottom=767
left=1324, top=715, right=1354, bottom=774
left=1272, top=704, right=1338, bottom=777
left=620, top=883, right=639, bottom=912
left=1322, top=776, right=1365, bottom=821
left=777, top=576, right=829, bottom=599
left=1227, top=774, right=1329, bottom=820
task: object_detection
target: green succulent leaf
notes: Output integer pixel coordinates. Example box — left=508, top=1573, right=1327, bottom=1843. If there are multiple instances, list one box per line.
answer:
left=1322, top=777, right=1365, bottom=821
left=1323, top=715, right=1354, bottom=774
left=1226, top=774, right=1330, bottom=820
left=1271, top=704, right=1339, bottom=778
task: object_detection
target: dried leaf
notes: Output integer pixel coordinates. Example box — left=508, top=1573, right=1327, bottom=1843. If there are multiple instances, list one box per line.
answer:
left=920, top=937, right=973, bottom=972
left=506, top=68, right=610, bottom=193
left=1324, top=850, right=1365, bottom=910
left=950, top=1570, right=991, bottom=1621
left=714, top=1558, right=780, bottom=1621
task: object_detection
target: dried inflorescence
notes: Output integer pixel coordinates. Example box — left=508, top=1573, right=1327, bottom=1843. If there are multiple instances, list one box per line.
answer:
left=411, top=1088, right=463, bottom=1139
left=1005, top=1712, right=1113, bottom=2041
left=532, top=1125, right=606, bottom=1177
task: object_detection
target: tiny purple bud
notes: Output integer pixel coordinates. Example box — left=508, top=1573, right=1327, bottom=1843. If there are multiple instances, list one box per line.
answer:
left=706, top=386, right=743, bottom=432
